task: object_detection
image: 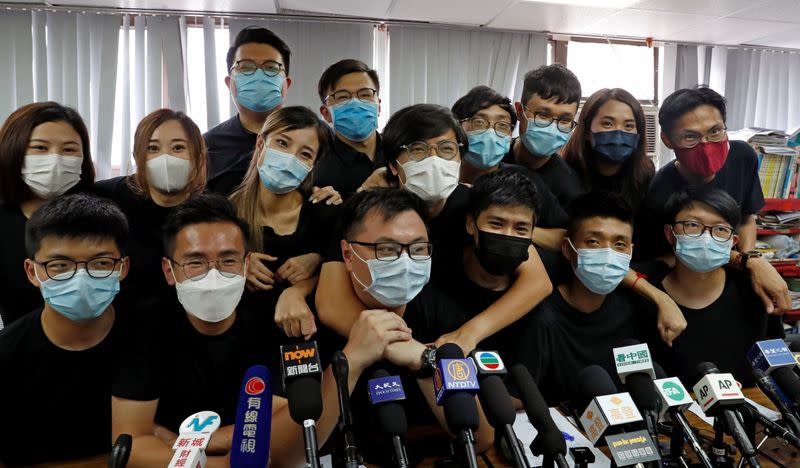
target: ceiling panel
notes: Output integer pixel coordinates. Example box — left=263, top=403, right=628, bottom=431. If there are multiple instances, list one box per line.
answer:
left=387, top=0, right=515, bottom=25
left=729, top=0, right=800, bottom=22
left=749, top=26, right=800, bottom=48
left=583, top=9, right=712, bottom=39
left=50, top=0, right=278, bottom=13
left=628, top=0, right=760, bottom=17
left=488, top=1, right=619, bottom=33
left=280, top=0, right=391, bottom=19
left=672, top=17, right=799, bottom=45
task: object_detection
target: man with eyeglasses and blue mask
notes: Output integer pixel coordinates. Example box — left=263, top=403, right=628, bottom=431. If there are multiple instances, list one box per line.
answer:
left=205, top=27, right=292, bottom=195
left=315, top=59, right=384, bottom=198
left=0, top=194, right=131, bottom=466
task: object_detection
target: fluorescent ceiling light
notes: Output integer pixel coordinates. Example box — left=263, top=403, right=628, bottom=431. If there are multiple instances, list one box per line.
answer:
left=520, top=0, right=639, bottom=7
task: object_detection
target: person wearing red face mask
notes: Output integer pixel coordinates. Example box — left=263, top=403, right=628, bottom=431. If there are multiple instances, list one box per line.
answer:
left=635, top=86, right=791, bottom=315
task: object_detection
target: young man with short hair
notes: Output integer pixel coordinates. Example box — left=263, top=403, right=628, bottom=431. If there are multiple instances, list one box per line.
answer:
left=0, top=194, right=130, bottom=466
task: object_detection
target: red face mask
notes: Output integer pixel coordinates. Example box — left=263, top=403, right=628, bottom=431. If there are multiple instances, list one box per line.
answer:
left=674, top=139, right=729, bottom=178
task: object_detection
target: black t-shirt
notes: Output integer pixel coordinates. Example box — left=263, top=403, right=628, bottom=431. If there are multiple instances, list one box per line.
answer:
left=313, top=131, right=384, bottom=199
left=94, top=176, right=176, bottom=313
left=204, top=114, right=258, bottom=195
left=504, top=140, right=582, bottom=211
left=634, top=140, right=765, bottom=260
left=0, top=307, right=127, bottom=465
left=638, top=263, right=781, bottom=388
left=502, top=163, right=569, bottom=228
left=513, top=286, right=647, bottom=406
left=0, top=204, right=41, bottom=328
left=112, top=303, right=282, bottom=433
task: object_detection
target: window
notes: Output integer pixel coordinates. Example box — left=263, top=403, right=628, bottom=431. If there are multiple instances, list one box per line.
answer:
left=566, top=40, right=656, bottom=103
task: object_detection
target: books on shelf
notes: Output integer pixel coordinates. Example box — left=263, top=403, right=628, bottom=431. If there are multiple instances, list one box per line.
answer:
left=757, top=146, right=800, bottom=199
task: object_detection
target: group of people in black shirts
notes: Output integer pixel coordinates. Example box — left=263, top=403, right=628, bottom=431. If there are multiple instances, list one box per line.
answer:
left=0, top=25, right=794, bottom=467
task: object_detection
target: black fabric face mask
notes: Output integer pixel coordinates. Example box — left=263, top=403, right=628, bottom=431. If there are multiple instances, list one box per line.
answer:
left=475, top=229, right=531, bottom=275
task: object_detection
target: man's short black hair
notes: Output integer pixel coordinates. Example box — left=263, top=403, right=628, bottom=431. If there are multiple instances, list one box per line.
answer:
left=226, top=26, right=292, bottom=75
left=659, top=86, right=727, bottom=136
left=382, top=104, right=469, bottom=169
left=469, top=168, right=538, bottom=225
left=318, top=59, right=380, bottom=103
left=451, top=85, right=517, bottom=127
left=664, top=187, right=741, bottom=229
left=521, top=64, right=582, bottom=106
left=162, top=193, right=251, bottom=257
left=341, top=188, right=428, bottom=239
left=567, top=191, right=634, bottom=238
left=25, top=194, right=128, bottom=258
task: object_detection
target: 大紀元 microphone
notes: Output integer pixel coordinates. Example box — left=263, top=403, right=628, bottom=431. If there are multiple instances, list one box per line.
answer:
left=368, top=367, right=410, bottom=468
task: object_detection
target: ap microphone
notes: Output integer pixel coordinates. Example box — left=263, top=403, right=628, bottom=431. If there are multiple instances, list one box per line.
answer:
left=693, top=362, right=760, bottom=468
left=368, top=368, right=410, bottom=468
left=511, top=364, right=566, bottom=468
left=613, top=340, right=661, bottom=455
left=332, top=351, right=361, bottom=468
left=230, top=365, right=272, bottom=468
left=433, top=343, right=480, bottom=468
left=108, top=434, right=132, bottom=468
left=169, top=410, right=222, bottom=468
left=281, top=341, right=324, bottom=468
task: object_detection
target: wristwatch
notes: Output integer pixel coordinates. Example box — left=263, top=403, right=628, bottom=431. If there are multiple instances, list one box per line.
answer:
left=414, top=345, right=438, bottom=378
left=739, top=250, right=762, bottom=269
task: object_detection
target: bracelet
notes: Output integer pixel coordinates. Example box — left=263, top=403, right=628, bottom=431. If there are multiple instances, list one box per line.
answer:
left=632, top=272, right=647, bottom=290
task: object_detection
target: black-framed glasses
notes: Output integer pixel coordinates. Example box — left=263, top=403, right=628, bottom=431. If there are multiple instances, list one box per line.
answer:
left=36, top=257, right=122, bottom=281
left=325, top=88, right=378, bottom=105
left=348, top=241, right=433, bottom=261
left=462, top=117, right=513, bottom=137
left=400, top=140, right=462, bottom=161
left=522, top=105, right=576, bottom=133
left=169, top=257, right=246, bottom=281
left=673, top=127, right=727, bottom=149
left=230, top=59, right=284, bottom=77
left=673, top=220, right=734, bottom=242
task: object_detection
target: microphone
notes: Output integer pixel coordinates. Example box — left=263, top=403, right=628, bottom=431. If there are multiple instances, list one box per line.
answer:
left=433, top=343, right=480, bottom=468
left=368, top=368, right=410, bottom=468
left=612, top=341, right=661, bottom=455
left=510, top=364, right=566, bottom=468
left=108, top=434, right=132, bottom=468
left=470, top=351, right=529, bottom=468
left=772, top=366, right=800, bottom=409
left=332, top=351, right=361, bottom=468
left=281, top=341, right=324, bottom=468
left=748, top=339, right=800, bottom=410
left=169, top=410, right=222, bottom=468
left=692, top=362, right=760, bottom=468
left=230, top=365, right=272, bottom=468
left=751, top=367, right=800, bottom=436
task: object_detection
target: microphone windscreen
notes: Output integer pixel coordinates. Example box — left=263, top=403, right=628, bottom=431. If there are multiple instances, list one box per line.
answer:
left=510, top=365, right=555, bottom=431
left=577, top=365, right=619, bottom=400
left=626, top=373, right=658, bottom=411
left=694, top=361, right=721, bottom=380
left=436, top=342, right=465, bottom=359
left=369, top=368, right=408, bottom=435
left=477, top=374, right=516, bottom=427
left=435, top=343, right=479, bottom=430
left=287, top=376, right=323, bottom=423
left=653, top=361, right=668, bottom=379
left=772, top=367, right=800, bottom=404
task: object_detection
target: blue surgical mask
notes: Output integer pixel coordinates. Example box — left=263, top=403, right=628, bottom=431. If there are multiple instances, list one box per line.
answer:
left=522, top=120, right=571, bottom=157
left=36, top=268, right=121, bottom=321
left=350, top=250, right=431, bottom=308
left=234, top=72, right=284, bottom=113
left=330, top=99, right=379, bottom=142
left=674, top=232, right=732, bottom=273
left=258, top=147, right=311, bottom=194
left=591, top=130, right=639, bottom=163
left=568, top=239, right=631, bottom=294
left=465, top=131, right=512, bottom=169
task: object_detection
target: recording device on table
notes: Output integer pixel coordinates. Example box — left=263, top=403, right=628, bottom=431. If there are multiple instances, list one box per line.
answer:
left=368, top=367, right=410, bottom=468
left=281, top=341, right=324, bottom=468
left=108, top=434, right=132, bottom=468
left=167, top=410, right=222, bottom=468
left=332, top=351, right=363, bottom=468
left=230, top=365, right=272, bottom=468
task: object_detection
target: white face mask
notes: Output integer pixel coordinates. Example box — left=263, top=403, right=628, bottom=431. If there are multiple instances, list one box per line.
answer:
left=401, top=157, right=460, bottom=202
left=171, top=265, right=246, bottom=323
left=21, top=154, right=83, bottom=199
left=146, top=154, right=192, bottom=193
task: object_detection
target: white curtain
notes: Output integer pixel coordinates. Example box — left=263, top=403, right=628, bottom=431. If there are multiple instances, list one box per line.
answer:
left=227, top=19, right=374, bottom=116
left=388, top=26, right=548, bottom=113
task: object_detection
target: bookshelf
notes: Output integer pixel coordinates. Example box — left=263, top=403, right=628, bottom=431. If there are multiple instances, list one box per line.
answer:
left=763, top=198, right=800, bottom=212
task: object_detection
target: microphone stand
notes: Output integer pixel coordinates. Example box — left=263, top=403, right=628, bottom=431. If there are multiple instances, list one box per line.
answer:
left=391, top=434, right=409, bottom=468
left=712, top=418, right=736, bottom=468
left=303, top=419, right=321, bottom=468
left=741, top=403, right=800, bottom=450
left=457, top=429, right=479, bottom=468
left=669, top=411, right=714, bottom=468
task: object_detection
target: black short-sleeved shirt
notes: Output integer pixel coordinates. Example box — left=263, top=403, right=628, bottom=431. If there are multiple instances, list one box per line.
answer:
left=504, top=140, right=582, bottom=211
left=313, top=131, right=384, bottom=199
left=113, top=304, right=282, bottom=433
left=634, top=140, right=765, bottom=260
left=638, top=263, right=781, bottom=388
left=502, top=163, right=569, bottom=228
left=513, top=286, right=647, bottom=406
left=95, top=177, right=176, bottom=312
left=0, top=307, right=126, bottom=465
left=0, top=204, right=41, bottom=327
left=204, top=114, right=258, bottom=195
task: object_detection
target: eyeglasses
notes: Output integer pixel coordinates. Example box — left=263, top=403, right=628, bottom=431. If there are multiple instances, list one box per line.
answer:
left=348, top=241, right=433, bottom=261
left=673, top=127, right=727, bottom=149
left=230, top=59, right=284, bottom=77
left=325, top=88, right=378, bottom=105
left=170, top=257, right=246, bottom=281
left=522, top=106, right=577, bottom=133
left=462, top=117, right=513, bottom=137
left=673, top=220, right=734, bottom=242
left=400, top=140, right=462, bottom=161
left=36, top=257, right=122, bottom=281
